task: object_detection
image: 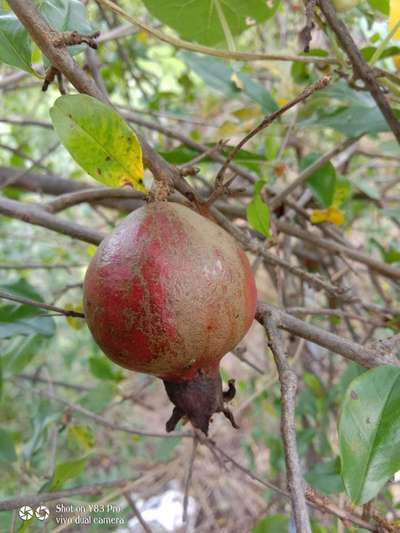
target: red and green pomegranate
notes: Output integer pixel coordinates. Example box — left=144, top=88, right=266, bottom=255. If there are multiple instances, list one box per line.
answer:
left=83, top=202, right=257, bottom=434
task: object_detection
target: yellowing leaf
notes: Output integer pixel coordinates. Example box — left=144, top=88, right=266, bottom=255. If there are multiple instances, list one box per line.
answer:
left=67, top=425, right=95, bottom=452
left=65, top=303, right=84, bottom=330
left=136, top=31, right=149, bottom=43
left=217, top=120, right=242, bottom=137
left=230, top=72, right=244, bottom=90
left=389, top=0, right=400, bottom=38
left=232, top=105, right=260, bottom=120
left=50, top=94, right=145, bottom=190
left=310, top=206, right=345, bottom=225
left=394, top=55, right=400, bottom=70
left=276, top=96, right=288, bottom=107
left=86, top=244, right=97, bottom=257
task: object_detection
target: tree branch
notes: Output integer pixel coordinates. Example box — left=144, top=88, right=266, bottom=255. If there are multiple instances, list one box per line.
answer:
left=7, top=0, right=178, bottom=189
left=0, top=196, right=104, bottom=245
left=275, top=219, right=400, bottom=280
left=318, top=0, right=400, bottom=144
left=263, top=312, right=311, bottom=533
left=256, top=302, right=399, bottom=368
left=15, top=380, right=192, bottom=440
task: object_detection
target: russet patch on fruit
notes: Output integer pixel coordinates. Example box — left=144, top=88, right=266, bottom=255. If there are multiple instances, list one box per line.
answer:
left=84, top=202, right=257, bottom=434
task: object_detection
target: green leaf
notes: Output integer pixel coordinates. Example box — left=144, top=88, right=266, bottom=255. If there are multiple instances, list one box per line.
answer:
left=88, top=355, right=124, bottom=382
left=301, top=81, right=397, bottom=137
left=370, top=239, right=400, bottom=264
left=333, top=176, right=352, bottom=206
left=247, top=193, right=270, bottom=237
left=2, top=334, right=47, bottom=374
left=153, top=437, right=180, bottom=461
left=22, top=411, right=59, bottom=460
left=79, top=382, right=117, bottom=412
left=180, top=52, right=277, bottom=113
left=367, top=0, right=389, bottom=14
left=38, top=0, right=92, bottom=57
left=303, top=105, right=394, bottom=137
left=339, top=366, right=400, bottom=504
left=50, top=94, right=144, bottom=189
left=360, top=45, right=400, bottom=61
left=305, top=458, right=344, bottom=495
left=0, top=428, right=17, bottom=463
left=143, top=0, right=280, bottom=46
left=160, top=144, right=264, bottom=166
left=301, top=154, right=337, bottom=207
left=252, top=514, right=289, bottom=533
left=0, top=280, right=55, bottom=339
left=45, top=456, right=88, bottom=492
left=0, top=11, right=33, bottom=73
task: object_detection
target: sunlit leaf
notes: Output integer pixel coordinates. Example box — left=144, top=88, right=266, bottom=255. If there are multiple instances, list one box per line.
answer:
left=142, top=0, right=280, bottom=46
left=50, top=94, right=145, bottom=190
left=310, top=206, right=345, bottom=225
left=367, top=0, right=389, bottom=14
left=389, top=0, right=400, bottom=37
left=247, top=188, right=270, bottom=237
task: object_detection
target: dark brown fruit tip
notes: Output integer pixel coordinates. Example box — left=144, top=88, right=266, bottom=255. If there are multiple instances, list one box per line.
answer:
left=163, top=368, right=239, bottom=435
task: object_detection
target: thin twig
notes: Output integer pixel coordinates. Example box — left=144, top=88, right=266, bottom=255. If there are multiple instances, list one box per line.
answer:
left=0, top=290, right=85, bottom=317
left=14, top=380, right=193, bottom=439
left=270, top=137, right=360, bottom=210
left=182, top=438, right=198, bottom=522
left=0, top=479, right=139, bottom=511
left=211, top=76, right=331, bottom=194
left=124, top=492, right=153, bottom=533
left=97, top=0, right=339, bottom=65
left=45, top=187, right=146, bottom=213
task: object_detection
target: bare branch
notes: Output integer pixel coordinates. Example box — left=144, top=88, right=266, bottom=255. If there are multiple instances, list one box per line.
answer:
left=275, top=219, right=400, bottom=281
left=256, top=302, right=399, bottom=368
left=0, top=196, right=104, bottom=245
left=263, top=312, right=311, bottom=533
left=45, top=187, right=146, bottom=213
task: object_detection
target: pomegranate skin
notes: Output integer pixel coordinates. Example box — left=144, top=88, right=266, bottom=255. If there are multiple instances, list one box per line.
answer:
left=83, top=202, right=257, bottom=383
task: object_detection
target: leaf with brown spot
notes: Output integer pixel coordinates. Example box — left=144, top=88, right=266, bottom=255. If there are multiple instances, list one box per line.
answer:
left=50, top=94, right=145, bottom=190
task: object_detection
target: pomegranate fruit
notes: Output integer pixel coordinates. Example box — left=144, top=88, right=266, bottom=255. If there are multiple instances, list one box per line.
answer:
left=83, top=202, right=257, bottom=434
